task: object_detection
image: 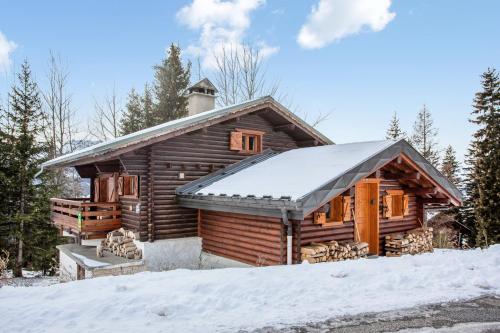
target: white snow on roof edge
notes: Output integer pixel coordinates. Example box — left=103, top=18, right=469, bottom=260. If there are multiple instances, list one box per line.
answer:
left=196, top=140, right=397, bottom=200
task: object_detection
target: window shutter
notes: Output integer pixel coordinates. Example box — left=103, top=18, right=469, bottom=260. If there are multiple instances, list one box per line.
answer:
left=331, top=197, right=343, bottom=222
left=342, top=196, right=351, bottom=221
left=403, top=194, right=409, bottom=216
left=108, top=177, right=115, bottom=202
left=383, top=195, right=393, bottom=218
left=118, top=176, right=124, bottom=196
left=314, top=212, right=326, bottom=224
left=229, top=131, right=243, bottom=150
left=94, top=178, right=100, bottom=202
left=133, top=176, right=139, bottom=198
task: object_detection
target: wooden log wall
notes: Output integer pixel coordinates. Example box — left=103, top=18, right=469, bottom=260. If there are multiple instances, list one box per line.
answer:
left=120, top=112, right=304, bottom=242
left=378, top=179, right=420, bottom=254
left=200, top=210, right=283, bottom=266
left=118, top=147, right=149, bottom=240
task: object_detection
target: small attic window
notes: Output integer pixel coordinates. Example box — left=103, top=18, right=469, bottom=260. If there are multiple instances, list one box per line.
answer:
left=229, top=128, right=265, bottom=154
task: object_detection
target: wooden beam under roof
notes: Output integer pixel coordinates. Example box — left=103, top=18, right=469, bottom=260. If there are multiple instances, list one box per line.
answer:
left=273, top=123, right=296, bottom=132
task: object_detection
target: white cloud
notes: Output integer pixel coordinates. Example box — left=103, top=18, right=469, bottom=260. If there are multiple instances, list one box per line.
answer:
left=177, top=0, right=278, bottom=68
left=297, top=0, right=395, bottom=49
left=0, top=31, right=17, bottom=72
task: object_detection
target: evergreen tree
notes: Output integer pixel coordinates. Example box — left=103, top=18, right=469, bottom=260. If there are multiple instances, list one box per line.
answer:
left=440, top=145, right=460, bottom=184
left=153, top=43, right=191, bottom=123
left=385, top=111, right=406, bottom=140
left=0, top=61, right=60, bottom=277
left=142, top=83, right=155, bottom=128
left=410, top=104, right=440, bottom=165
left=464, top=68, right=500, bottom=246
left=120, top=88, right=144, bottom=135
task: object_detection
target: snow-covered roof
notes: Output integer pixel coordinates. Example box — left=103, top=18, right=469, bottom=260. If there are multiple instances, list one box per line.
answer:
left=41, top=96, right=332, bottom=169
left=177, top=139, right=463, bottom=219
left=196, top=140, right=395, bottom=200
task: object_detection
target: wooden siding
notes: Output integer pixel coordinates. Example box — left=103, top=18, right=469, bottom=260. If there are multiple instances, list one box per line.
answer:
left=120, top=112, right=304, bottom=241
left=200, top=210, right=283, bottom=266
left=119, top=147, right=149, bottom=240
left=378, top=179, right=421, bottom=253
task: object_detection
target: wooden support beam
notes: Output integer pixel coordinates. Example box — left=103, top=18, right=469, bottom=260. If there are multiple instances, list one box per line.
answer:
left=404, top=187, right=438, bottom=196
left=273, top=123, right=296, bottom=132
left=383, top=172, right=420, bottom=181
left=297, top=139, right=319, bottom=147
left=421, top=198, right=450, bottom=204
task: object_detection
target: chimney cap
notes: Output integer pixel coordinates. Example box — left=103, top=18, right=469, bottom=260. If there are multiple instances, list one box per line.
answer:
left=188, top=78, right=218, bottom=95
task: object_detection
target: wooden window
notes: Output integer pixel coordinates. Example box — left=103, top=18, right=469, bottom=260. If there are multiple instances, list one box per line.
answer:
left=229, top=128, right=264, bottom=154
left=314, top=195, right=351, bottom=226
left=118, top=175, right=139, bottom=198
left=383, top=190, right=409, bottom=219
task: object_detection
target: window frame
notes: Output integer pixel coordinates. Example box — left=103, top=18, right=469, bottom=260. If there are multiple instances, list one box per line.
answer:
left=230, top=128, right=265, bottom=154
left=385, top=190, right=406, bottom=220
left=314, top=195, right=351, bottom=227
left=118, top=174, right=139, bottom=199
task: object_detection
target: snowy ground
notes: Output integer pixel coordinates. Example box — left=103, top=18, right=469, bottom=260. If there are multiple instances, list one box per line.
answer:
left=0, top=246, right=499, bottom=333
left=0, top=270, right=59, bottom=288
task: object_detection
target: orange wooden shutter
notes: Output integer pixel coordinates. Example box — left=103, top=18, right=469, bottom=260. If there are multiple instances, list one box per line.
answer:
left=331, top=197, right=343, bottom=222
left=94, top=178, right=100, bottom=202
left=118, top=176, right=124, bottom=196
left=383, top=195, right=393, bottom=218
left=229, top=131, right=243, bottom=150
left=342, top=196, right=351, bottom=221
left=403, top=194, right=409, bottom=216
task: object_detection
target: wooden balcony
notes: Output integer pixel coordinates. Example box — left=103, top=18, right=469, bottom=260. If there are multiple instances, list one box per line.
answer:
left=50, top=198, right=121, bottom=238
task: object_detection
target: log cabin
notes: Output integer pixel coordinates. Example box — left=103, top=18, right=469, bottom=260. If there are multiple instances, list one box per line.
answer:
left=41, top=78, right=462, bottom=270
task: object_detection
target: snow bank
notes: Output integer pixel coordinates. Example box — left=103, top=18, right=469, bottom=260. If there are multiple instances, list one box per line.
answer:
left=1, top=246, right=499, bottom=333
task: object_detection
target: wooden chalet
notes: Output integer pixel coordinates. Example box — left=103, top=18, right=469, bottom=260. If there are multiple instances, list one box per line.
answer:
left=42, top=89, right=331, bottom=247
left=42, top=79, right=461, bottom=268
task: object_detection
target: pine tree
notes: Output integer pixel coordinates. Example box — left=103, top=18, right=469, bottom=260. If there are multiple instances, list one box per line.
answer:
left=440, top=145, right=460, bottom=184
left=120, top=88, right=144, bottom=135
left=385, top=111, right=406, bottom=140
left=0, top=61, right=60, bottom=277
left=465, top=68, right=500, bottom=246
left=153, top=43, right=191, bottom=123
left=410, top=105, right=440, bottom=166
left=142, top=83, right=155, bottom=128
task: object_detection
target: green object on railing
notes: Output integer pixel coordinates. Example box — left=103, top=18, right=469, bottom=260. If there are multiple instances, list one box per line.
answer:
left=77, top=211, right=83, bottom=230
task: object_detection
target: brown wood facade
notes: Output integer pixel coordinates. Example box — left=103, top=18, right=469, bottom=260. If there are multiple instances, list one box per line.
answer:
left=59, top=109, right=323, bottom=241
left=198, top=167, right=427, bottom=266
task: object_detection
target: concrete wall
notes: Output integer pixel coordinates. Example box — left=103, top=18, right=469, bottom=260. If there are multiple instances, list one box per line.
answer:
left=134, top=237, right=203, bottom=271
left=200, top=252, right=252, bottom=269
left=59, top=251, right=78, bottom=282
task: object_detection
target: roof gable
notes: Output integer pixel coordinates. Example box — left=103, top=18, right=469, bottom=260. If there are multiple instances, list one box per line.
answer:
left=42, top=96, right=332, bottom=169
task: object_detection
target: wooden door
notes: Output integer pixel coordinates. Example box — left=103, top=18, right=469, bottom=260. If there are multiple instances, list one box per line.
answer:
left=355, top=180, right=379, bottom=254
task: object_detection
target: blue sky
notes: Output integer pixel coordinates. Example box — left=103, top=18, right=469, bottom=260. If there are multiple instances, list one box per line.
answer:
left=0, top=0, right=499, bottom=163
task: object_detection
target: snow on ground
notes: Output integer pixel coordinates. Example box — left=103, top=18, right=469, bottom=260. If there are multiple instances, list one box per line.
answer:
left=1, top=246, right=499, bottom=333
left=0, top=270, right=59, bottom=288
left=71, top=252, right=109, bottom=268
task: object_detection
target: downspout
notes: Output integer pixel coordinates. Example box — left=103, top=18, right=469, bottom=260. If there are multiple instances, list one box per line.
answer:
left=281, top=208, right=292, bottom=265
left=34, top=166, right=44, bottom=178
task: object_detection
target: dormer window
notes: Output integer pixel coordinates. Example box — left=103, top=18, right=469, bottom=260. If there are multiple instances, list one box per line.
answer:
left=229, top=128, right=265, bottom=154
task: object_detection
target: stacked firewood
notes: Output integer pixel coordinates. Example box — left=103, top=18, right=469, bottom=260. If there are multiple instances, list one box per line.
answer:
left=97, top=228, right=142, bottom=260
left=385, top=227, right=433, bottom=257
left=301, top=241, right=369, bottom=264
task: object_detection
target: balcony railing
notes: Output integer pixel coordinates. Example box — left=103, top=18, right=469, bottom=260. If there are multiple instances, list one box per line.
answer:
left=50, top=198, right=121, bottom=236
